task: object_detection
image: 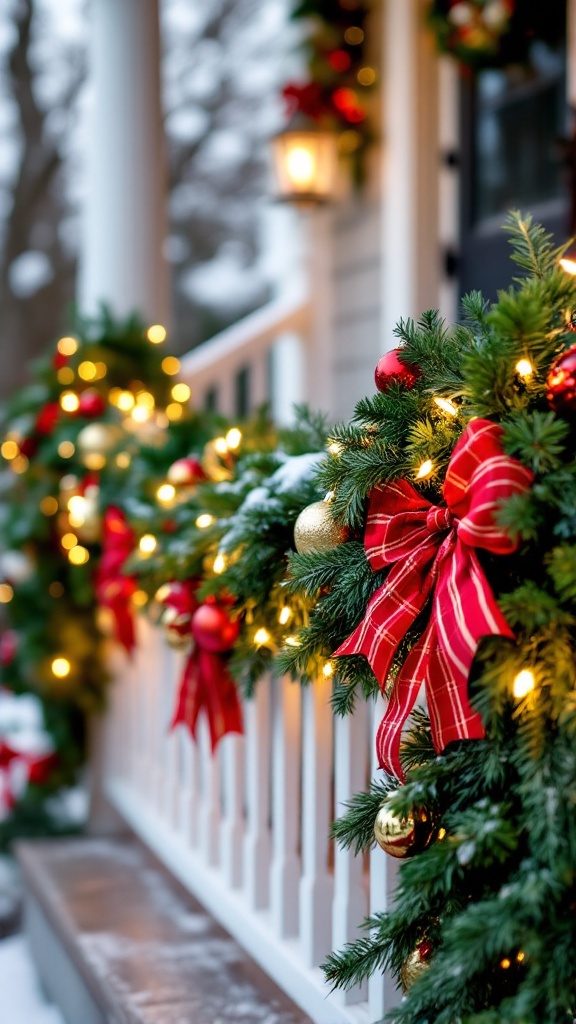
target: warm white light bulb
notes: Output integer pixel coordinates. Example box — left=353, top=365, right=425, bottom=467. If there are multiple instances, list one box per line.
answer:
left=515, top=358, right=533, bottom=378
left=254, top=628, right=271, bottom=646
left=433, top=397, right=458, bottom=416
left=416, top=459, right=433, bottom=480
left=513, top=669, right=534, bottom=698
left=139, top=534, right=157, bottom=555
left=213, top=553, right=227, bottom=574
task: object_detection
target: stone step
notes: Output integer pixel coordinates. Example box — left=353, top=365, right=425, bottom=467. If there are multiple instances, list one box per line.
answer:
left=16, top=837, right=312, bottom=1024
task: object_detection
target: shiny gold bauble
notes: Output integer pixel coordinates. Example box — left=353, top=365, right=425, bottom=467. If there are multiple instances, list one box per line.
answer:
left=202, top=439, right=234, bottom=482
left=400, top=941, right=432, bottom=991
left=374, top=800, right=435, bottom=858
left=74, top=490, right=102, bottom=544
left=76, top=423, right=123, bottom=469
left=293, top=501, right=346, bottom=555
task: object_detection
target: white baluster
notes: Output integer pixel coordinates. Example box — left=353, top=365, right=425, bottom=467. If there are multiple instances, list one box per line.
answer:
left=369, top=698, right=401, bottom=1018
left=243, top=683, right=271, bottom=909
left=151, top=628, right=168, bottom=810
left=161, top=645, right=180, bottom=827
left=332, top=701, right=370, bottom=1005
left=299, top=677, right=334, bottom=967
left=219, top=734, right=245, bottom=888
left=270, top=675, right=301, bottom=937
left=198, top=715, right=221, bottom=866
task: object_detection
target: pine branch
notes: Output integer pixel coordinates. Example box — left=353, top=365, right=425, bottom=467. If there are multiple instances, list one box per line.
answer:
left=331, top=777, right=395, bottom=854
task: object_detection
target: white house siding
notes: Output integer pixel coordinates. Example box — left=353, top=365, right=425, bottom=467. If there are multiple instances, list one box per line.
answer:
left=331, top=201, right=383, bottom=422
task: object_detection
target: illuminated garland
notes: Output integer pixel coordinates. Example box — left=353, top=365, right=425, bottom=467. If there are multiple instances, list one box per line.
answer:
left=283, top=0, right=375, bottom=184
left=427, top=0, right=565, bottom=69
left=0, top=312, right=212, bottom=844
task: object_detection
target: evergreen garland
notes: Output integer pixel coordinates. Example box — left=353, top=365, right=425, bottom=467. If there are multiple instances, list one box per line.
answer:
left=0, top=312, right=209, bottom=844
left=283, top=212, right=576, bottom=1020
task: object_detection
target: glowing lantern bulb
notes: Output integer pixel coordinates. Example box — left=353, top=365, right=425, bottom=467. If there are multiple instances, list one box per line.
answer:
left=286, top=146, right=315, bottom=187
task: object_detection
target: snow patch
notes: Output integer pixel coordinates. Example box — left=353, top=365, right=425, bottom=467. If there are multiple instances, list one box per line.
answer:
left=0, top=934, right=64, bottom=1024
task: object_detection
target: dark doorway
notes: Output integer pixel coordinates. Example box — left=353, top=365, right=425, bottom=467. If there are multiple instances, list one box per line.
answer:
left=458, top=26, right=569, bottom=301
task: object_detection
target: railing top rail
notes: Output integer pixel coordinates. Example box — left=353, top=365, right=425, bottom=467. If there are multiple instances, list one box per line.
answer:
left=179, top=288, right=311, bottom=382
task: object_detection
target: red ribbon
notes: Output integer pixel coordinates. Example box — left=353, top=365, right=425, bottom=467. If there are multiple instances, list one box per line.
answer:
left=171, top=646, right=243, bottom=752
left=334, top=419, right=534, bottom=778
left=96, top=507, right=137, bottom=653
left=0, top=741, right=57, bottom=815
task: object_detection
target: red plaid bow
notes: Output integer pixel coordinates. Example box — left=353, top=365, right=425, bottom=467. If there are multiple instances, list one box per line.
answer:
left=334, top=418, right=534, bottom=778
left=171, top=647, right=243, bottom=752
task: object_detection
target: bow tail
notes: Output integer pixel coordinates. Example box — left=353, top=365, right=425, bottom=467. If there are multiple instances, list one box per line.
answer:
left=429, top=539, right=513, bottom=750
left=109, top=596, right=136, bottom=654
left=334, top=545, right=438, bottom=687
left=376, top=623, right=433, bottom=779
left=425, top=635, right=485, bottom=756
left=171, top=649, right=243, bottom=751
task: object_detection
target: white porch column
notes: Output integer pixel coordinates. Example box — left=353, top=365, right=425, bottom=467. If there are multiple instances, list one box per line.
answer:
left=380, top=0, right=440, bottom=345
left=79, top=0, right=169, bottom=324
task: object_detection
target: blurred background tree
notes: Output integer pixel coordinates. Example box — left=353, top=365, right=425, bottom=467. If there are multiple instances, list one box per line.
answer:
left=0, top=0, right=293, bottom=398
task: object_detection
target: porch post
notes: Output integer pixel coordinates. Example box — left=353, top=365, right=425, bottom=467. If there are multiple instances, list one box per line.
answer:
left=78, top=0, right=169, bottom=324
left=380, top=0, right=440, bottom=345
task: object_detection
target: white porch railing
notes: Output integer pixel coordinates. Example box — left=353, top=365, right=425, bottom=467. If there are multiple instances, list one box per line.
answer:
left=103, top=617, right=400, bottom=1024
left=179, top=288, right=310, bottom=422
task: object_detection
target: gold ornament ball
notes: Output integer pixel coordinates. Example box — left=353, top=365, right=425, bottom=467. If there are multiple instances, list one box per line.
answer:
left=400, top=941, right=432, bottom=991
left=202, top=439, right=234, bottom=482
left=76, top=423, right=123, bottom=469
left=293, top=501, right=346, bottom=555
left=374, top=800, right=435, bottom=858
left=74, top=490, right=102, bottom=544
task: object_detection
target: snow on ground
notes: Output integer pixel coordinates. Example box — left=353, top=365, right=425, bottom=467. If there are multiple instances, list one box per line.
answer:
left=0, top=934, right=64, bottom=1024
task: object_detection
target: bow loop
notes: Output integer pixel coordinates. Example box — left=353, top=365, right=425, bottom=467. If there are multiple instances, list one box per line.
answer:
left=334, top=418, right=534, bottom=778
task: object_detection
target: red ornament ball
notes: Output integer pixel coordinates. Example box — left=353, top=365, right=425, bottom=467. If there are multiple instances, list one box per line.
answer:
left=546, top=344, right=576, bottom=416
left=53, top=351, right=68, bottom=370
left=375, top=349, right=421, bottom=393
left=19, top=436, right=38, bottom=459
left=35, top=402, right=60, bottom=436
left=78, top=389, right=107, bottom=418
left=0, top=630, right=18, bottom=667
left=167, top=457, right=207, bottom=487
left=191, top=603, right=239, bottom=653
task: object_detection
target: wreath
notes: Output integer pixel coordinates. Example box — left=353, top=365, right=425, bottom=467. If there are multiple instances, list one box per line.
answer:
left=427, top=0, right=565, bottom=70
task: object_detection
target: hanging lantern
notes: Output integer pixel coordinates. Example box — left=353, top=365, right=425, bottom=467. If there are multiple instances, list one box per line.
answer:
left=271, top=114, right=338, bottom=205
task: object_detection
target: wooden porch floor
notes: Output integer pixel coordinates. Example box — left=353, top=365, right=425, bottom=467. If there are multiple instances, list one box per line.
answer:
left=17, top=837, right=312, bottom=1024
